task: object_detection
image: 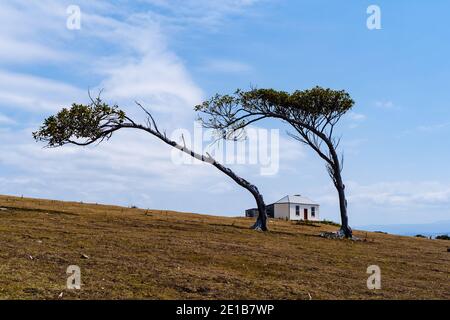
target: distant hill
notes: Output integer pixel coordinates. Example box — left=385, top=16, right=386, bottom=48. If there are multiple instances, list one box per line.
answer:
left=357, top=220, right=450, bottom=237
left=0, top=194, right=449, bottom=300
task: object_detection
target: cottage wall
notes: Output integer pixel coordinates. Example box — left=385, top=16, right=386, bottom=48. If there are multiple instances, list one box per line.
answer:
left=273, top=203, right=289, bottom=219
left=288, top=204, right=320, bottom=221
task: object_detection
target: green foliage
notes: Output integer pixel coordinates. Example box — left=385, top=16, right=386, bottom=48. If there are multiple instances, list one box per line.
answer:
left=240, top=87, right=353, bottom=115
left=33, top=99, right=126, bottom=147
left=435, top=234, right=450, bottom=240
left=319, top=219, right=341, bottom=227
left=195, top=86, right=354, bottom=124
left=194, top=86, right=355, bottom=145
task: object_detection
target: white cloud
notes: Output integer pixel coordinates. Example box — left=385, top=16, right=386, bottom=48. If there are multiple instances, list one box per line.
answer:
left=0, top=127, right=225, bottom=201
left=346, top=181, right=450, bottom=208
left=99, top=54, right=203, bottom=118
left=7, top=0, right=446, bottom=227
left=0, top=1, right=205, bottom=118
left=207, top=181, right=235, bottom=194
left=0, top=70, right=85, bottom=112
left=0, top=1, right=81, bottom=65
left=0, top=0, right=267, bottom=214
left=0, top=113, right=15, bottom=125
left=417, top=122, right=450, bottom=132
left=198, top=59, right=252, bottom=74
left=140, top=0, right=262, bottom=29
left=374, top=100, right=394, bottom=108
left=309, top=180, right=450, bottom=225
left=347, top=111, right=366, bottom=129
left=0, top=37, right=67, bottom=64
left=348, top=112, right=366, bottom=121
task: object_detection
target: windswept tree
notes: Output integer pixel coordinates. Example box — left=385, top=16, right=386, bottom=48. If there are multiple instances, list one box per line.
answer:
left=195, top=86, right=355, bottom=238
left=33, top=95, right=269, bottom=231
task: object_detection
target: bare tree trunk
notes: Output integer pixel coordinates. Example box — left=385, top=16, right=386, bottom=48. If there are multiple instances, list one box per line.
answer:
left=250, top=188, right=268, bottom=231
left=35, top=102, right=269, bottom=231
left=331, top=157, right=352, bottom=238
left=334, top=172, right=352, bottom=238
left=299, top=126, right=353, bottom=238
left=211, top=162, right=268, bottom=231
left=285, top=120, right=353, bottom=238
left=134, top=124, right=269, bottom=231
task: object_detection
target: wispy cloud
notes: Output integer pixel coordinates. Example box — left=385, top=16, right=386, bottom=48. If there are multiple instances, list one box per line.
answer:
left=374, top=100, right=394, bottom=109
left=0, top=1, right=69, bottom=65
left=0, top=70, right=84, bottom=112
left=198, top=59, right=252, bottom=74
left=347, top=181, right=450, bottom=208
left=0, top=0, right=267, bottom=214
left=313, top=180, right=450, bottom=225
left=417, top=122, right=450, bottom=132
left=0, top=127, right=225, bottom=203
left=348, top=112, right=366, bottom=121
left=347, top=111, right=366, bottom=128
left=0, top=113, right=15, bottom=125
left=340, top=138, right=368, bottom=155
left=140, top=0, right=263, bottom=29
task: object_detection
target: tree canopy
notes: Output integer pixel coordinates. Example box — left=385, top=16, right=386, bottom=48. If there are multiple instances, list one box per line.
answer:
left=196, top=86, right=355, bottom=238
left=33, top=99, right=127, bottom=147
left=195, top=86, right=354, bottom=139
left=34, top=95, right=269, bottom=231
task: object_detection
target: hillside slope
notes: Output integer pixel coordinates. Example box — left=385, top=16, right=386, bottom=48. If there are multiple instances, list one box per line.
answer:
left=0, top=195, right=448, bottom=300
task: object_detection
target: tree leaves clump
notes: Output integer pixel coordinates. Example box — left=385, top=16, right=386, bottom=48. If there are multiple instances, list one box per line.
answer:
left=33, top=99, right=126, bottom=147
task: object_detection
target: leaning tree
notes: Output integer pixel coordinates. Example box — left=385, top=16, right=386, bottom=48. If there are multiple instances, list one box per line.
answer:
left=195, top=86, right=355, bottom=238
left=33, top=95, right=269, bottom=231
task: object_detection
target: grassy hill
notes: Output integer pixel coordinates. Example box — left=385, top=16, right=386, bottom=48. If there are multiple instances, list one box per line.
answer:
left=0, top=195, right=448, bottom=300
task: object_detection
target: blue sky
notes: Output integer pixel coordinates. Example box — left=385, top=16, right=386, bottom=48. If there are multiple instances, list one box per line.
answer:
left=0, top=0, right=449, bottom=227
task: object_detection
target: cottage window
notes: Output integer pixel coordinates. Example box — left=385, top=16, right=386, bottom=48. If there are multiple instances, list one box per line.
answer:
left=311, top=207, right=316, bottom=217
left=295, top=205, right=300, bottom=216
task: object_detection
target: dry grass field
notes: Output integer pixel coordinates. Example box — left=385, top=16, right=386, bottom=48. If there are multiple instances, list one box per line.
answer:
left=0, top=194, right=448, bottom=300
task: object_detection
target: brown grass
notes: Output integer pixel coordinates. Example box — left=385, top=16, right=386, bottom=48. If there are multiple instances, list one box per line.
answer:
left=0, top=194, right=448, bottom=300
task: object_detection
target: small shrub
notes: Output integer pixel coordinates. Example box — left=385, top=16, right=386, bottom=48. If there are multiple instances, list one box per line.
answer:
left=436, top=234, right=450, bottom=241
left=319, top=220, right=341, bottom=227
left=295, top=220, right=319, bottom=227
left=415, top=234, right=427, bottom=238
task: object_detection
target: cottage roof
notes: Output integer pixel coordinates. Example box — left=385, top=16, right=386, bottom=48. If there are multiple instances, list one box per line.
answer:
left=274, top=195, right=319, bottom=206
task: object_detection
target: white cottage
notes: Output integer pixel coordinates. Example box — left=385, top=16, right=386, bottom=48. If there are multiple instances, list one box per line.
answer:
left=245, top=194, right=320, bottom=221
